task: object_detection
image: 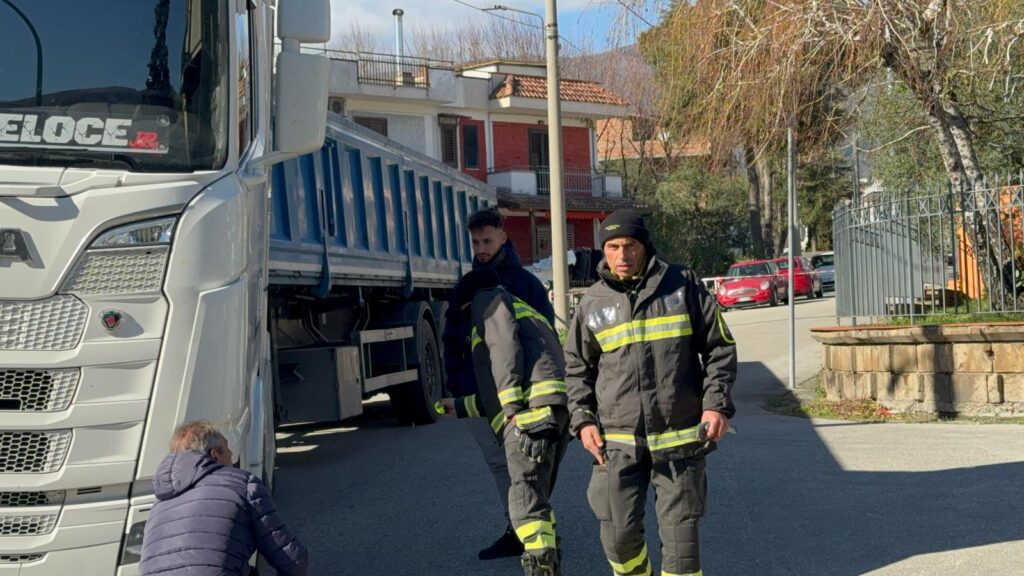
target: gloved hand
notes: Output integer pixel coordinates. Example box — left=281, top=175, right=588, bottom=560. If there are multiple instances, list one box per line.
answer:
left=515, top=422, right=560, bottom=463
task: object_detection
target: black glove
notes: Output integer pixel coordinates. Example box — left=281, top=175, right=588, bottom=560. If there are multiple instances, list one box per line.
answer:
left=515, top=422, right=559, bottom=463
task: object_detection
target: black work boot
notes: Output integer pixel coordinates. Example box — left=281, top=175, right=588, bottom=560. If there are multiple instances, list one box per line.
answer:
left=478, top=525, right=524, bottom=560
left=520, top=550, right=561, bottom=576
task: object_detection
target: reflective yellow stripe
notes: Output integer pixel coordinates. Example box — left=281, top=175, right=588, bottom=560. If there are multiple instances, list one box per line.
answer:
left=646, top=426, right=702, bottom=451
left=594, top=321, right=635, bottom=343
left=512, top=297, right=552, bottom=327
left=603, top=433, right=638, bottom=446
left=662, top=571, right=702, bottom=576
left=471, top=327, right=482, bottom=350
left=463, top=395, right=480, bottom=418
left=610, top=544, right=649, bottom=575
left=528, top=380, right=567, bottom=401
left=498, top=387, right=525, bottom=406
left=515, top=519, right=557, bottom=551
left=490, top=413, right=506, bottom=434
left=515, top=406, right=552, bottom=427
left=596, top=315, right=692, bottom=352
left=717, top=308, right=735, bottom=344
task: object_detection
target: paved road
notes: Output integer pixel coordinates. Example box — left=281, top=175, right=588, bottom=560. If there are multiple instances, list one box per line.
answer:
left=270, top=295, right=1024, bottom=575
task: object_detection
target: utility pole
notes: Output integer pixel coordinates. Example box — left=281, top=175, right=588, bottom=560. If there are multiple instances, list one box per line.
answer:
left=544, top=0, right=569, bottom=331
left=483, top=2, right=568, bottom=329
left=787, top=125, right=797, bottom=389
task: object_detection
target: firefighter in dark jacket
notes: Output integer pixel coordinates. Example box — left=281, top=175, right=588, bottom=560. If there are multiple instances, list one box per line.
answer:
left=442, top=208, right=556, bottom=560
left=565, top=209, right=737, bottom=576
left=440, top=269, right=570, bottom=576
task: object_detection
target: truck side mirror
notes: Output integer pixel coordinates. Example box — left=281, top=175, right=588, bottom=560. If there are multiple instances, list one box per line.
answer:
left=254, top=0, right=331, bottom=168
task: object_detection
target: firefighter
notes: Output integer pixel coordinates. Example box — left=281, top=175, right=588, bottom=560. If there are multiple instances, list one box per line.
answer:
left=442, top=208, right=555, bottom=560
left=564, top=209, right=737, bottom=576
left=440, top=269, right=570, bottom=576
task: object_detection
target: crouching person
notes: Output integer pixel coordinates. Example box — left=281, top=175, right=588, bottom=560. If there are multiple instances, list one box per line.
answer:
left=140, top=420, right=310, bottom=576
left=441, top=269, right=570, bottom=576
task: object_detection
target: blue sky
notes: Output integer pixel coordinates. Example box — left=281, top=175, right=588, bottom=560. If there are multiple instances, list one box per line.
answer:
left=329, top=0, right=661, bottom=54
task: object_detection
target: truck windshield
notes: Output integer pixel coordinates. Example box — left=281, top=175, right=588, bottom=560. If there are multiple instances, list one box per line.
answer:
left=0, top=0, right=228, bottom=173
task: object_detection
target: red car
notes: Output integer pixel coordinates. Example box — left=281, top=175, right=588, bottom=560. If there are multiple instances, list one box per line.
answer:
left=773, top=256, right=824, bottom=300
left=717, top=259, right=787, bottom=309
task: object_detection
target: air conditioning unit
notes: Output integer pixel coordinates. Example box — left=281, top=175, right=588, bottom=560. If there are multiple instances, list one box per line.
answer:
left=329, top=97, right=345, bottom=115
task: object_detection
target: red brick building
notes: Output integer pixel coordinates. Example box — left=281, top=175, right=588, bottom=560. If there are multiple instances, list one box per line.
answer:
left=327, top=56, right=645, bottom=265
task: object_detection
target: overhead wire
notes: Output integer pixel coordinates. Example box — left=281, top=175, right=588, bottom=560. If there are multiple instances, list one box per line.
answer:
left=451, top=0, right=587, bottom=56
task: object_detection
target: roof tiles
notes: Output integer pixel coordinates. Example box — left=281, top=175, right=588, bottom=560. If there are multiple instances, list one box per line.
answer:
left=492, top=74, right=627, bottom=107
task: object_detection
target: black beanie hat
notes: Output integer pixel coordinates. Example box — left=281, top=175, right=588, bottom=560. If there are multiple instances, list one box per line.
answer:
left=598, top=209, right=654, bottom=252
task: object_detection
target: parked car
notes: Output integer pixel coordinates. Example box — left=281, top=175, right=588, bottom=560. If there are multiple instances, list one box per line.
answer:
left=717, top=259, right=787, bottom=309
left=810, top=251, right=835, bottom=291
left=774, top=256, right=824, bottom=300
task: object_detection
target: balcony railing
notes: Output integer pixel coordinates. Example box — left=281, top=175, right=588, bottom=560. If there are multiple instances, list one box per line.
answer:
left=304, top=47, right=454, bottom=88
left=488, top=166, right=623, bottom=197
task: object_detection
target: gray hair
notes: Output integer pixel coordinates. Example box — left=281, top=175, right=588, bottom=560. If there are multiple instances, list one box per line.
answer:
left=169, top=420, right=227, bottom=454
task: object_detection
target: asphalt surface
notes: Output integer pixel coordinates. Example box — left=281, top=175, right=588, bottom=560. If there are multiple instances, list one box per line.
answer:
left=269, top=295, right=1024, bottom=575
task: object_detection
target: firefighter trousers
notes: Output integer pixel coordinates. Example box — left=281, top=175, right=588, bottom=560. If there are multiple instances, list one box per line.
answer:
left=586, top=447, right=707, bottom=576
left=502, top=413, right=570, bottom=573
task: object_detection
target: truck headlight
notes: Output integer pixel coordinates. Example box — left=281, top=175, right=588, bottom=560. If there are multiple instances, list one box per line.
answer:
left=62, top=216, right=177, bottom=296
left=92, top=216, right=176, bottom=247
left=760, top=281, right=770, bottom=289
left=119, top=520, right=146, bottom=565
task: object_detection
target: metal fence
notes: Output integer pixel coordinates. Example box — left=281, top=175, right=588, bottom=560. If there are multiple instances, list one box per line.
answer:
left=303, top=48, right=454, bottom=89
left=834, top=177, right=1024, bottom=321
left=535, top=167, right=599, bottom=197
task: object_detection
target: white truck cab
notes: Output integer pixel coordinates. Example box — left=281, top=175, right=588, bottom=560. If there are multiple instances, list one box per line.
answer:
left=0, top=1, right=329, bottom=573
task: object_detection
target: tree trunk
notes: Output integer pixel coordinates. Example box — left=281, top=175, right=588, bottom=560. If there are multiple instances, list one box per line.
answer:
left=924, top=96, right=1016, bottom=304
left=745, top=147, right=766, bottom=258
left=755, top=154, right=776, bottom=257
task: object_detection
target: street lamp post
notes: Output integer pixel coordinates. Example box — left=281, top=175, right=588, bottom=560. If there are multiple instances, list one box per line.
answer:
left=485, top=2, right=569, bottom=331
left=2, top=0, right=43, bottom=106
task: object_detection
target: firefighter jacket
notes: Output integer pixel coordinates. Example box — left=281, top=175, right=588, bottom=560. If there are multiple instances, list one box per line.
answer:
left=452, top=287, right=568, bottom=437
left=443, top=241, right=555, bottom=397
left=565, top=257, right=737, bottom=462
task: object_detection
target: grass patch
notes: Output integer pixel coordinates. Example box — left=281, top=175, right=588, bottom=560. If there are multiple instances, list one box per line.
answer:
left=885, top=299, right=1024, bottom=325
left=762, top=381, right=1024, bottom=424
left=888, top=312, right=1024, bottom=325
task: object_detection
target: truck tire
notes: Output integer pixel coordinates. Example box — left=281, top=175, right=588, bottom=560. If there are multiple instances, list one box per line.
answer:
left=389, top=316, right=443, bottom=426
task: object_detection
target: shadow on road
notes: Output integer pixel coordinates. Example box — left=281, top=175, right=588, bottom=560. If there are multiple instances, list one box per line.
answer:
left=709, top=361, right=1024, bottom=575
left=269, top=361, right=1023, bottom=575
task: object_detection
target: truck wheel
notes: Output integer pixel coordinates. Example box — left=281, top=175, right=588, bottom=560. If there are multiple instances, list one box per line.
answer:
left=389, top=317, right=442, bottom=426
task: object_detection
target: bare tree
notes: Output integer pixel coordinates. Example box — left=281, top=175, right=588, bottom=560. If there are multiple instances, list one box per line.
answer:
left=630, top=0, right=1024, bottom=288
left=328, top=20, right=385, bottom=53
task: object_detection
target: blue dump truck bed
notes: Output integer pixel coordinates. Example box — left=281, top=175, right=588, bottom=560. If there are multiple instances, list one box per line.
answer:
left=269, top=115, right=497, bottom=290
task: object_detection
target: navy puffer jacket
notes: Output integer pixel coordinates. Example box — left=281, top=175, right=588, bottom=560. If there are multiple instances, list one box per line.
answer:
left=140, top=451, right=309, bottom=576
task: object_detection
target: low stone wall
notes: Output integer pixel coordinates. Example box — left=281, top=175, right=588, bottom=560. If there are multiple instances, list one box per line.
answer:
left=810, top=324, right=1024, bottom=416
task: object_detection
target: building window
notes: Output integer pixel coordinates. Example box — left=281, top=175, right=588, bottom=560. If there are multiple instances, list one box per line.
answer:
left=440, top=124, right=458, bottom=167
left=462, top=124, right=480, bottom=169
left=536, top=223, right=576, bottom=259
left=354, top=116, right=388, bottom=137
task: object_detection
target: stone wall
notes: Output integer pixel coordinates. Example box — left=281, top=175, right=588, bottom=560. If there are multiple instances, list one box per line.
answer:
left=811, top=324, right=1024, bottom=416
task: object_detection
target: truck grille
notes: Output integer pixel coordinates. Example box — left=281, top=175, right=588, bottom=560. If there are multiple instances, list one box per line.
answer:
left=0, top=491, right=65, bottom=507
left=0, top=431, right=72, bottom=473
left=0, top=297, right=88, bottom=351
left=0, top=554, right=45, bottom=564
left=64, top=247, right=169, bottom=295
left=0, top=513, right=59, bottom=536
left=0, top=370, right=79, bottom=412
